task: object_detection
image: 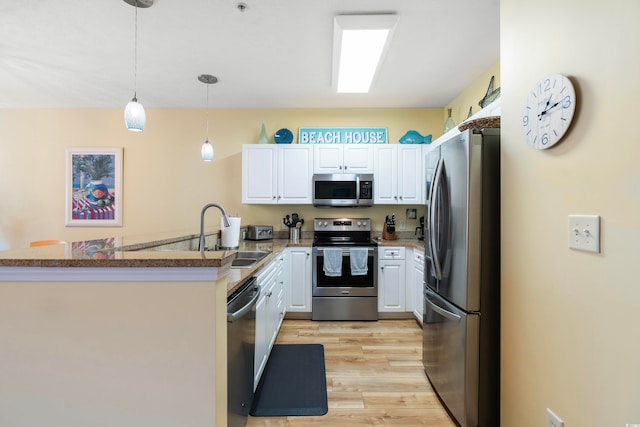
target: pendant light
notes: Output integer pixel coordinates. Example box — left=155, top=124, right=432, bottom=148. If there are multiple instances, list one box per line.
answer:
left=123, top=0, right=152, bottom=131
left=199, top=74, right=218, bottom=162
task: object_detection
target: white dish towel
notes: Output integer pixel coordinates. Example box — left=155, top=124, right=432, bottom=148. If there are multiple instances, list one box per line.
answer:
left=323, top=248, right=343, bottom=277
left=350, top=248, right=368, bottom=276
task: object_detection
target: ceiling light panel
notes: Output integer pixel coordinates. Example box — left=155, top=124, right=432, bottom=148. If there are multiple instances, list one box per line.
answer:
left=332, top=14, right=398, bottom=94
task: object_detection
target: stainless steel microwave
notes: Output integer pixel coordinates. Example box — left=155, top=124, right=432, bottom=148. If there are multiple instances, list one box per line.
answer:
left=312, top=173, right=374, bottom=207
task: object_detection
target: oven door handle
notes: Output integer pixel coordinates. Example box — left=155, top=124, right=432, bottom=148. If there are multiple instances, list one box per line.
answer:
left=315, top=247, right=376, bottom=254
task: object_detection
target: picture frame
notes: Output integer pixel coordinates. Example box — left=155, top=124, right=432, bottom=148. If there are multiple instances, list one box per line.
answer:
left=65, top=147, right=123, bottom=227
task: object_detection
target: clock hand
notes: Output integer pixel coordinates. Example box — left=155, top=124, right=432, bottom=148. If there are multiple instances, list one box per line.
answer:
left=537, top=96, right=553, bottom=119
left=538, top=100, right=563, bottom=119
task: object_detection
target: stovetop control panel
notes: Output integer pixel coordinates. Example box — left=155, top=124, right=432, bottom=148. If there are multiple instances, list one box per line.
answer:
left=314, top=218, right=371, bottom=232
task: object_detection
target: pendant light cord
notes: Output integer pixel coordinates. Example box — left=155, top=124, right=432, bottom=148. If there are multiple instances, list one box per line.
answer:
left=205, top=84, right=210, bottom=140
left=133, top=0, right=139, bottom=99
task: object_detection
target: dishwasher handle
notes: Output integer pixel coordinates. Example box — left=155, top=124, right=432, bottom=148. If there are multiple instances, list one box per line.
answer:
left=227, top=286, right=260, bottom=323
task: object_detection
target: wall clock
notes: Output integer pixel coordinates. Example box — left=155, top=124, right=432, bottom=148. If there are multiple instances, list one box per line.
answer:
left=522, top=74, right=576, bottom=149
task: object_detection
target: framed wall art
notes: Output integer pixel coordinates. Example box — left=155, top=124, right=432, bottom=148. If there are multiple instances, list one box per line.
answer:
left=65, top=147, right=123, bottom=227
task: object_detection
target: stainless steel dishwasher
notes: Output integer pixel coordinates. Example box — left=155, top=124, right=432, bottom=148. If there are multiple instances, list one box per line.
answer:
left=227, top=277, right=259, bottom=427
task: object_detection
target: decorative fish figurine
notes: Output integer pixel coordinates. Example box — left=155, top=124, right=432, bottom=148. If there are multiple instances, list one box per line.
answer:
left=399, top=130, right=432, bottom=144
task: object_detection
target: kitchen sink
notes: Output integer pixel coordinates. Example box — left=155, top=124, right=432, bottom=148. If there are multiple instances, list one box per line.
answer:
left=231, top=250, right=271, bottom=268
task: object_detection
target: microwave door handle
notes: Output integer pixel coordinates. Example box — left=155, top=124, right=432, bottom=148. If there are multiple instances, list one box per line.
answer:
left=356, top=175, right=361, bottom=204
left=429, top=158, right=445, bottom=280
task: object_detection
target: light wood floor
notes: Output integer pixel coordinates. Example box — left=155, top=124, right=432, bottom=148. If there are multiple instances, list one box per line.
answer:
left=246, top=318, right=456, bottom=427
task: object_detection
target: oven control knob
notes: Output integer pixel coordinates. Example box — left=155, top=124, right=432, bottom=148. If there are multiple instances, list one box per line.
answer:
left=323, top=221, right=328, bottom=227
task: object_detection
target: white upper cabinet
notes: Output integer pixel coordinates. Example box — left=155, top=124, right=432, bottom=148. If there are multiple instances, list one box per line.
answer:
left=397, top=145, right=423, bottom=204
left=373, top=145, right=397, bottom=204
left=313, top=144, right=374, bottom=174
left=242, top=144, right=313, bottom=204
left=374, top=145, right=423, bottom=205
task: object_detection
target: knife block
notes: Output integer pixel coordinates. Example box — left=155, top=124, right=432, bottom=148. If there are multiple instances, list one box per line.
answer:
left=382, top=228, right=396, bottom=240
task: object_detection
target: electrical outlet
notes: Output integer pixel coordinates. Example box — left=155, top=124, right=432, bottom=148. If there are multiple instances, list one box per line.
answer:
left=568, top=214, right=600, bottom=253
left=546, top=408, right=564, bottom=427
left=399, top=220, right=406, bottom=230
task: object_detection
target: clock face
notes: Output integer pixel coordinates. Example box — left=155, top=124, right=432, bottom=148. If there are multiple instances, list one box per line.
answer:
left=522, top=74, right=576, bottom=149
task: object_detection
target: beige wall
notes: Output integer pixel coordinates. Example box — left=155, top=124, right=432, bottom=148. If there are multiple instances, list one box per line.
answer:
left=501, top=1, right=640, bottom=426
left=0, top=280, right=221, bottom=426
left=445, top=61, right=500, bottom=125
left=0, top=108, right=443, bottom=249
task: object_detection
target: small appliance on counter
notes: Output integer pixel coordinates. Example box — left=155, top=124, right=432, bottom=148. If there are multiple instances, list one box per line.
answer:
left=415, top=216, right=425, bottom=240
left=382, top=214, right=396, bottom=240
left=246, top=225, right=273, bottom=241
left=283, top=213, right=304, bottom=242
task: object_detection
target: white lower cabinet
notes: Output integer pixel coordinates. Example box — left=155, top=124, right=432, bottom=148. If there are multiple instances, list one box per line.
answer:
left=285, top=247, right=312, bottom=313
left=378, top=247, right=406, bottom=312
left=254, top=252, right=285, bottom=390
left=412, top=248, right=425, bottom=323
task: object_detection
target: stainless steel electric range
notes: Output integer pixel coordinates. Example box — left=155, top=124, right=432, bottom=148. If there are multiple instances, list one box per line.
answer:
left=311, top=218, right=378, bottom=321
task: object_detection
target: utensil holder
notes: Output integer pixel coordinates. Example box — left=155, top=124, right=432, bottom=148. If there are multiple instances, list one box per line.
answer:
left=289, top=227, right=300, bottom=242
left=382, top=228, right=396, bottom=240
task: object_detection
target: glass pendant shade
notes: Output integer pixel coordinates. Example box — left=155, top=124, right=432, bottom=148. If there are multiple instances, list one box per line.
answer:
left=124, top=96, right=146, bottom=131
left=201, top=139, right=214, bottom=162
left=443, top=108, right=456, bottom=133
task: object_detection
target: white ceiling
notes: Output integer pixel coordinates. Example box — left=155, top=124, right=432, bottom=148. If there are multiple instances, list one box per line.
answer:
left=0, top=0, right=499, bottom=109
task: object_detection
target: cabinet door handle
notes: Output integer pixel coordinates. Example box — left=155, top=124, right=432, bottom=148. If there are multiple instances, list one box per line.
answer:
left=381, top=266, right=384, bottom=270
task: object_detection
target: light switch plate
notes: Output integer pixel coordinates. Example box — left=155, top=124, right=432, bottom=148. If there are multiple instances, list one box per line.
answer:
left=546, top=408, right=564, bottom=427
left=568, top=215, right=600, bottom=253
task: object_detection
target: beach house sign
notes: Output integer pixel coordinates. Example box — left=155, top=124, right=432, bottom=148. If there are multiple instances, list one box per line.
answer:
left=298, top=127, right=387, bottom=144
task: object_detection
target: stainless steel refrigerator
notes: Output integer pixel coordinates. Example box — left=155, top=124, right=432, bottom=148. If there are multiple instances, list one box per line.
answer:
left=423, top=128, right=500, bottom=427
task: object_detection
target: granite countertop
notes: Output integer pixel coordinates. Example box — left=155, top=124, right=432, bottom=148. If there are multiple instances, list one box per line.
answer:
left=376, top=237, right=425, bottom=250
left=0, top=232, right=424, bottom=297
left=0, top=231, right=236, bottom=268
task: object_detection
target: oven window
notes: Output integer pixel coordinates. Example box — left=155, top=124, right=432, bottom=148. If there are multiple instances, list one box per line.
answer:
left=314, top=181, right=356, bottom=200
left=316, top=253, right=375, bottom=287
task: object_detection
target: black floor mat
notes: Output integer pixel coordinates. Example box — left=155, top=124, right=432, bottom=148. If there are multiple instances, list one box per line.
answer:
left=250, top=344, right=328, bottom=417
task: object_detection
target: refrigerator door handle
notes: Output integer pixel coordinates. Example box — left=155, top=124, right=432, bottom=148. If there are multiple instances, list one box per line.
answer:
left=429, top=158, right=445, bottom=280
left=425, top=293, right=461, bottom=321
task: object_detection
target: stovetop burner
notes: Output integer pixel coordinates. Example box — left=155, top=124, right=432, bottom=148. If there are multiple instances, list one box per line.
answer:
left=313, top=218, right=376, bottom=247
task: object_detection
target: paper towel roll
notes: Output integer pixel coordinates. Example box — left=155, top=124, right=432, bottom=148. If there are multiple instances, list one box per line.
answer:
left=220, top=217, right=241, bottom=248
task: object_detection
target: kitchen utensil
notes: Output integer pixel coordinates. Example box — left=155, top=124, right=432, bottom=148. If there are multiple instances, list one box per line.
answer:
left=283, top=213, right=303, bottom=228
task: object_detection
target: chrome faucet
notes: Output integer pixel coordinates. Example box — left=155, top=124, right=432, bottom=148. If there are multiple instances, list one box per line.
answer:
left=199, top=203, right=231, bottom=251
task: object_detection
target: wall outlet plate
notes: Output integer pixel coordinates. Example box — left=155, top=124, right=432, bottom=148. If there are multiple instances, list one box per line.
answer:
left=546, top=408, right=564, bottom=427
left=568, top=214, right=600, bottom=253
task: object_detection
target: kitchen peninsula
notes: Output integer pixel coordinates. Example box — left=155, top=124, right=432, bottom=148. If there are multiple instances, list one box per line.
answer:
left=0, top=231, right=277, bottom=427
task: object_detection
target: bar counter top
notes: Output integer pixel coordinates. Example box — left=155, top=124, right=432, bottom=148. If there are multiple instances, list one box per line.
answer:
left=0, top=231, right=236, bottom=268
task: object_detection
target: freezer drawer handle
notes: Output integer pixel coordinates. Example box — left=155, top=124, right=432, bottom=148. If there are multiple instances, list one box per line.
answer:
left=425, top=294, right=461, bottom=321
